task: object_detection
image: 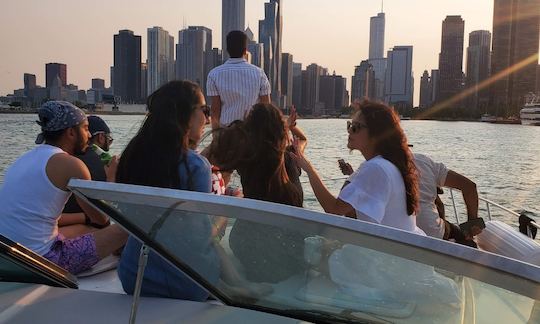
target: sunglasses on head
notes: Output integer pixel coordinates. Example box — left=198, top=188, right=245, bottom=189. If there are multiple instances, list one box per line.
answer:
left=347, top=121, right=368, bottom=133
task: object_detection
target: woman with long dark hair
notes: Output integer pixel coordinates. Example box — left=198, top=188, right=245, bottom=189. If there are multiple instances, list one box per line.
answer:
left=208, top=103, right=307, bottom=282
left=116, top=80, right=220, bottom=301
left=293, top=100, right=423, bottom=233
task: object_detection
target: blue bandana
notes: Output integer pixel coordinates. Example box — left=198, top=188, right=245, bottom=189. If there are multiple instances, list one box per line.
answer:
left=35, top=101, right=87, bottom=144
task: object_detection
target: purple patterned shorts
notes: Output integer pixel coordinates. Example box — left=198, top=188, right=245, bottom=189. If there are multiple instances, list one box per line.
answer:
left=43, top=233, right=100, bottom=274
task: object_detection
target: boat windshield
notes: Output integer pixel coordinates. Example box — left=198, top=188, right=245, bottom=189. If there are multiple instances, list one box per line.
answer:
left=70, top=180, right=540, bottom=323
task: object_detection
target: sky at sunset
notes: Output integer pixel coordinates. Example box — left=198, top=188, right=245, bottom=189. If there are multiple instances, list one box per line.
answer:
left=0, top=0, right=522, bottom=105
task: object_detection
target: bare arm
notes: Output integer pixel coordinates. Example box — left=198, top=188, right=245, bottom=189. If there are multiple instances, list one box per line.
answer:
left=287, top=106, right=307, bottom=152
left=291, top=149, right=354, bottom=216
left=47, top=154, right=110, bottom=226
left=435, top=195, right=446, bottom=220
left=444, top=170, right=478, bottom=221
left=210, top=96, right=222, bottom=130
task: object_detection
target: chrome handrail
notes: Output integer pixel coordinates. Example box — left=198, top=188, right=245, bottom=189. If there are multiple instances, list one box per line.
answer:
left=447, top=188, right=540, bottom=230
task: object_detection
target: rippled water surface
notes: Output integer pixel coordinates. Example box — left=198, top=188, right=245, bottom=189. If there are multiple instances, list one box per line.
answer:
left=1, top=114, right=539, bottom=225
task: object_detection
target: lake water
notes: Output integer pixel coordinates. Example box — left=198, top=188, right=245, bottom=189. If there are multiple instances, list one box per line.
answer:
left=1, top=114, right=539, bottom=225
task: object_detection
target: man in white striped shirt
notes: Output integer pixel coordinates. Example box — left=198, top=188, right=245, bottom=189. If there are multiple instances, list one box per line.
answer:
left=207, top=30, right=271, bottom=129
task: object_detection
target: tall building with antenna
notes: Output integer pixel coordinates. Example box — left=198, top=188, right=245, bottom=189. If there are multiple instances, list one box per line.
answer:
left=368, top=2, right=387, bottom=101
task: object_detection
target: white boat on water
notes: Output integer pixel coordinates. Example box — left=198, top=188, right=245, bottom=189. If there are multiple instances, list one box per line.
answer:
left=520, top=95, right=540, bottom=126
left=1, top=179, right=539, bottom=323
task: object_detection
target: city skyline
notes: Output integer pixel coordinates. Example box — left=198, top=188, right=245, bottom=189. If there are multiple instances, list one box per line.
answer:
left=1, top=0, right=537, bottom=106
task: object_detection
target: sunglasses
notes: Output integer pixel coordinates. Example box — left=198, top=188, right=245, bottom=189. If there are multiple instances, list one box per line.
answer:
left=347, top=121, right=368, bottom=133
left=200, top=105, right=210, bottom=118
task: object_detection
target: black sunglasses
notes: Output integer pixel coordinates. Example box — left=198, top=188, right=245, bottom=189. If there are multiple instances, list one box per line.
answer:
left=347, top=121, right=368, bottom=133
left=200, top=105, right=210, bottom=118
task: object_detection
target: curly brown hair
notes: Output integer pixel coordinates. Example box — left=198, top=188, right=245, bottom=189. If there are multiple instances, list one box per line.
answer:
left=208, top=103, right=302, bottom=207
left=355, top=100, right=419, bottom=215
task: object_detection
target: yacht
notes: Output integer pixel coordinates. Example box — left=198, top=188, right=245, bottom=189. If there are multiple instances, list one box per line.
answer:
left=520, top=105, right=540, bottom=126
left=520, top=96, right=540, bottom=126
left=1, top=179, right=539, bottom=323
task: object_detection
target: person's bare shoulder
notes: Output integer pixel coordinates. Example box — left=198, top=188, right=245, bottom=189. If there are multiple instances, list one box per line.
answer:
left=46, top=153, right=91, bottom=191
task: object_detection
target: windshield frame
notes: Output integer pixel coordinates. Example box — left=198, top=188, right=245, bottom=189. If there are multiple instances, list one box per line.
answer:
left=68, top=179, right=540, bottom=303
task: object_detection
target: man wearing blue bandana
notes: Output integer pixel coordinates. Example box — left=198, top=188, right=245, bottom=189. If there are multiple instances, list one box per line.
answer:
left=0, top=101, right=127, bottom=274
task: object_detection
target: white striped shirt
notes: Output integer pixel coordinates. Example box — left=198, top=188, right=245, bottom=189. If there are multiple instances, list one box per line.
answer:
left=207, top=58, right=271, bottom=126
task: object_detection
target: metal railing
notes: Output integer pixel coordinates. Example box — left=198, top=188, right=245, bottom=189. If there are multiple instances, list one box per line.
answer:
left=447, top=188, right=540, bottom=231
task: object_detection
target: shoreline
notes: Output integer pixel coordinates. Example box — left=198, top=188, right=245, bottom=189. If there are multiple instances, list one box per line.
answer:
left=0, top=108, right=147, bottom=116
left=0, top=108, right=520, bottom=123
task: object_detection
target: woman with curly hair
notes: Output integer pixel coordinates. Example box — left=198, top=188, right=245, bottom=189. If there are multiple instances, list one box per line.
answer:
left=208, top=103, right=307, bottom=282
left=293, top=100, right=423, bottom=234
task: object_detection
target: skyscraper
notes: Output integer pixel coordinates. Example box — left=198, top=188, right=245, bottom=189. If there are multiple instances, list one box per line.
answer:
left=147, top=27, right=175, bottom=96
left=281, top=53, right=293, bottom=109
left=23, top=73, right=36, bottom=96
left=419, top=70, right=432, bottom=109
left=369, top=12, right=385, bottom=60
left=92, top=78, right=105, bottom=90
left=368, top=11, right=387, bottom=101
left=302, top=63, right=323, bottom=115
left=490, top=0, right=540, bottom=115
left=437, top=15, right=465, bottom=106
left=385, top=46, right=414, bottom=108
left=466, top=30, right=491, bottom=112
left=292, top=62, right=302, bottom=110
left=351, top=60, right=375, bottom=101
left=45, top=63, right=67, bottom=89
left=259, top=0, right=282, bottom=104
left=222, top=0, right=245, bottom=60
left=246, top=26, right=264, bottom=68
left=176, top=26, right=213, bottom=92
left=319, top=74, right=347, bottom=115
left=431, top=69, right=440, bottom=103
left=113, top=30, right=142, bottom=102
left=141, top=62, right=147, bottom=101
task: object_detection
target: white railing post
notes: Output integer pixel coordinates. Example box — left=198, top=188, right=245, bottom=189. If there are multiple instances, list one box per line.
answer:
left=449, top=188, right=460, bottom=224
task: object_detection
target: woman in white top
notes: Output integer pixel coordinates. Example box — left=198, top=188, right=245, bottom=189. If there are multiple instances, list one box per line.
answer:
left=293, top=100, right=423, bottom=234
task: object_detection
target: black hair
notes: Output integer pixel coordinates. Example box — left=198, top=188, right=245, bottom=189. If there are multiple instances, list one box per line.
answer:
left=42, top=129, right=67, bottom=143
left=116, top=80, right=202, bottom=189
left=226, top=30, right=248, bottom=58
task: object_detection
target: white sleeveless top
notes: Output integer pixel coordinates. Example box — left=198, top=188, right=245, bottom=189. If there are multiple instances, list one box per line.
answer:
left=0, top=145, right=71, bottom=255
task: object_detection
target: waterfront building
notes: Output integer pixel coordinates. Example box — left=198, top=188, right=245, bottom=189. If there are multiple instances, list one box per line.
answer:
left=147, top=27, right=175, bottom=96
left=113, top=30, right=142, bottom=103
left=367, top=11, right=387, bottom=101
left=419, top=70, right=433, bottom=109
left=23, top=73, right=36, bottom=97
left=301, top=63, right=323, bottom=115
left=222, top=0, right=245, bottom=60
left=281, top=53, right=293, bottom=109
left=351, top=60, right=375, bottom=102
left=176, top=26, right=213, bottom=92
left=466, top=30, right=491, bottom=112
left=141, top=63, right=147, bottom=101
left=45, top=63, right=67, bottom=89
left=292, top=62, right=302, bottom=110
left=437, top=16, right=465, bottom=107
left=537, top=65, right=540, bottom=95
left=431, top=69, right=440, bottom=103
left=246, top=27, right=264, bottom=69
left=490, top=0, right=540, bottom=115
left=259, top=0, right=282, bottom=104
left=385, top=46, right=414, bottom=108
left=319, top=74, right=347, bottom=115
left=92, top=78, right=105, bottom=90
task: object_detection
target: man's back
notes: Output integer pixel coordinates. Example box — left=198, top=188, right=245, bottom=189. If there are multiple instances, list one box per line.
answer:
left=0, top=145, right=71, bottom=254
left=207, top=58, right=270, bottom=126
